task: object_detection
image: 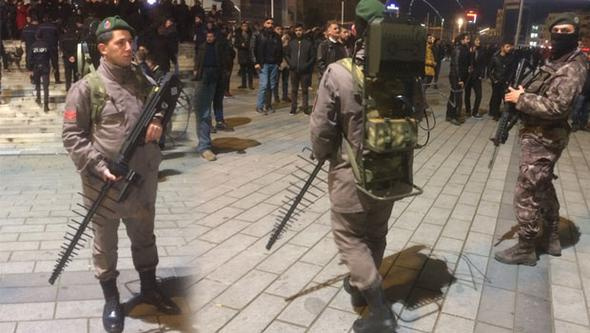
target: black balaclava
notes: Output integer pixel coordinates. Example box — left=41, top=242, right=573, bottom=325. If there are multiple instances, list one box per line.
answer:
left=549, top=13, right=580, bottom=60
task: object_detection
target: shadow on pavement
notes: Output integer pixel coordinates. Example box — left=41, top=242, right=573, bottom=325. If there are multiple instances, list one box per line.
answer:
left=284, top=245, right=456, bottom=321
left=213, top=137, right=260, bottom=154
left=495, top=216, right=581, bottom=251
left=162, top=152, right=187, bottom=160
left=224, top=117, right=252, bottom=128
left=123, top=275, right=197, bottom=332
left=158, top=169, right=183, bottom=182
left=381, top=246, right=456, bottom=313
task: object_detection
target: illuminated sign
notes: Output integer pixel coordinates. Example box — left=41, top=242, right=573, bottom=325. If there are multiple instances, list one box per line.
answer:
left=385, top=0, right=400, bottom=12
left=466, top=11, right=478, bottom=24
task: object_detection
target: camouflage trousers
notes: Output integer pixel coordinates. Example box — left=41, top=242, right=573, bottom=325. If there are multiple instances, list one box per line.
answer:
left=514, top=132, right=567, bottom=240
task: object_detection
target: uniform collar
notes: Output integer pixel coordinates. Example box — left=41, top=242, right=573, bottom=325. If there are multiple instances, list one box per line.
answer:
left=99, top=57, right=134, bottom=84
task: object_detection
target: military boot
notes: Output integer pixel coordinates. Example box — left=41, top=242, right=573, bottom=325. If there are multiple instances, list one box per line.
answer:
left=343, top=276, right=367, bottom=308
left=139, top=270, right=181, bottom=315
left=540, top=221, right=561, bottom=256
left=494, top=237, right=537, bottom=266
left=352, top=279, right=397, bottom=333
left=100, top=279, right=124, bottom=333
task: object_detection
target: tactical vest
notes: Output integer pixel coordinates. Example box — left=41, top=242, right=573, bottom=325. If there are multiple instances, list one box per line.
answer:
left=336, top=58, right=421, bottom=201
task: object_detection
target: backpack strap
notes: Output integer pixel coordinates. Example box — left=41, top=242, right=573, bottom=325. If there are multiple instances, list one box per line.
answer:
left=84, top=67, right=109, bottom=123
left=334, top=58, right=365, bottom=184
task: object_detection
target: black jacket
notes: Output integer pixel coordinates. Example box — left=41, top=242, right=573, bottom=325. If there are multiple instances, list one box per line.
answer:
left=38, top=22, right=59, bottom=49
left=250, top=28, right=283, bottom=66
left=316, top=38, right=347, bottom=77
left=60, top=30, right=78, bottom=60
left=194, top=41, right=227, bottom=81
left=31, top=40, right=50, bottom=73
left=468, top=46, right=486, bottom=79
left=489, top=51, right=514, bottom=84
left=285, top=37, right=315, bottom=74
left=450, top=43, right=470, bottom=81
left=234, top=30, right=252, bottom=65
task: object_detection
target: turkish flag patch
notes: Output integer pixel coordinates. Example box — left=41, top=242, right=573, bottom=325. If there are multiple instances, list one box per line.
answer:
left=64, top=109, right=77, bottom=122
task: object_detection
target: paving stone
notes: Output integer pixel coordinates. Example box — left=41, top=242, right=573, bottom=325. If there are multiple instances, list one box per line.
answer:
left=215, top=269, right=277, bottom=309
left=463, top=232, right=493, bottom=257
left=470, top=215, right=498, bottom=235
left=218, top=293, right=286, bottom=333
left=484, top=258, right=517, bottom=290
left=186, top=278, right=229, bottom=311
left=299, top=237, right=338, bottom=267
left=442, top=280, right=483, bottom=320
left=307, top=307, right=357, bottom=333
left=263, top=320, right=306, bottom=333
left=258, top=243, right=308, bottom=274
left=236, top=203, right=278, bottom=222
left=477, top=285, right=515, bottom=329
left=474, top=322, right=512, bottom=333
left=193, top=303, right=238, bottom=332
left=395, top=289, right=441, bottom=332
left=551, top=258, right=582, bottom=289
left=554, top=320, right=590, bottom=333
left=517, top=258, right=550, bottom=300
left=267, top=262, right=323, bottom=298
left=442, top=219, right=471, bottom=241
left=410, top=223, right=443, bottom=247
left=435, top=313, right=475, bottom=333
left=199, top=219, right=250, bottom=244
left=0, top=323, right=16, bottom=333
left=514, top=293, right=552, bottom=333
left=0, top=302, right=54, bottom=321
left=55, top=299, right=104, bottom=318
left=278, top=283, right=338, bottom=327
left=0, top=285, right=56, bottom=304
left=16, top=319, right=87, bottom=333
left=0, top=261, right=35, bottom=274
left=552, top=284, right=590, bottom=326
left=423, top=207, right=452, bottom=225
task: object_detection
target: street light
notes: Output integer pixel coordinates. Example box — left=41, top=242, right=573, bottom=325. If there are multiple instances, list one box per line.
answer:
left=456, top=17, right=464, bottom=33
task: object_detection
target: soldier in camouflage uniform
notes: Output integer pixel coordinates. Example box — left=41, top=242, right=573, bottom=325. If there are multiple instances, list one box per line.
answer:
left=310, top=1, right=400, bottom=332
left=495, top=13, right=588, bottom=266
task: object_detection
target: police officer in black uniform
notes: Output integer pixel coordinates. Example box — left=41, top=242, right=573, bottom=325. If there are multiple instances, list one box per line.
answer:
left=21, top=15, right=39, bottom=81
left=60, top=23, right=79, bottom=91
left=31, top=31, right=50, bottom=112
left=38, top=14, right=61, bottom=84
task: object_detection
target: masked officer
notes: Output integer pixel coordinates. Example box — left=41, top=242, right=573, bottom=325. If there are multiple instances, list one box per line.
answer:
left=62, top=16, right=180, bottom=333
left=31, top=31, right=50, bottom=112
left=310, top=1, right=399, bottom=332
left=495, top=13, right=588, bottom=266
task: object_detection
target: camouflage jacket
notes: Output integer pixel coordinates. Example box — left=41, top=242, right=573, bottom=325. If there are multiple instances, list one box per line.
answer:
left=517, top=49, right=588, bottom=128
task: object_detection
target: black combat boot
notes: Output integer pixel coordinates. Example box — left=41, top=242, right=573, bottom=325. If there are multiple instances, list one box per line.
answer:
left=100, top=279, right=124, bottom=333
left=343, top=276, right=367, bottom=308
left=494, top=237, right=537, bottom=266
left=352, top=279, right=397, bottom=333
left=139, top=269, right=181, bottom=315
left=540, top=221, right=561, bottom=256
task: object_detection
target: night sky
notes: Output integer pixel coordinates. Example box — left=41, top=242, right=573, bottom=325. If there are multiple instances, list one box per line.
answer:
left=402, top=0, right=590, bottom=27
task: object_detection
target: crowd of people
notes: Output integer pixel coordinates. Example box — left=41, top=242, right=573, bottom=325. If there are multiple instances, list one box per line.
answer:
left=0, top=0, right=588, bottom=156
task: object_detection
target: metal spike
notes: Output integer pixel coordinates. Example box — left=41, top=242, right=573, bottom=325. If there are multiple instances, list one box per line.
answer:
left=291, top=174, right=325, bottom=194
left=72, top=210, right=86, bottom=218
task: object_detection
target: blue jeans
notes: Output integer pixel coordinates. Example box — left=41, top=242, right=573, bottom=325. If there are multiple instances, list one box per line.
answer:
left=571, top=94, right=589, bottom=128
left=256, top=64, right=279, bottom=109
left=195, top=68, right=221, bottom=152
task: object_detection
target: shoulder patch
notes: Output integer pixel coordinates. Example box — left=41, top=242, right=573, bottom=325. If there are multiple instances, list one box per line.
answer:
left=64, top=109, right=77, bottom=122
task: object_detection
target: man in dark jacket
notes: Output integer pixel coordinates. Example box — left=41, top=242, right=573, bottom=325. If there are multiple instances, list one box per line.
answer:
left=465, top=37, right=485, bottom=118
left=194, top=31, right=225, bottom=161
left=250, top=17, right=282, bottom=114
left=285, top=24, right=314, bottom=115
left=38, top=15, right=61, bottom=84
left=488, top=42, right=514, bottom=120
left=31, top=31, right=50, bottom=112
left=21, top=16, right=39, bottom=73
left=316, top=21, right=347, bottom=79
left=446, top=33, right=470, bottom=125
left=60, top=24, right=79, bottom=91
left=234, top=20, right=253, bottom=89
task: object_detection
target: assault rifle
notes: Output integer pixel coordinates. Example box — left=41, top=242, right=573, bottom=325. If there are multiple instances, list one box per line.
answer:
left=488, top=58, right=534, bottom=169
left=49, top=72, right=182, bottom=285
